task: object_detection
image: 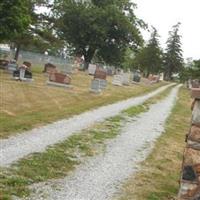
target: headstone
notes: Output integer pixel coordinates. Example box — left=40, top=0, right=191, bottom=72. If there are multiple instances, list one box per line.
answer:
left=159, top=73, right=164, bottom=81
left=133, top=70, right=141, bottom=83
left=79, top=63, right=84, bottom=71
left=122, top=73, right=130, bottom=85
left=47, top=73, right=72, bottom=88
left=99, top=79, right=107, bottom=90
left=7, top=63, right=18, bottom=72
left=94, top=69, right=107, bottom=80
left=107, top=68, right=113, bottom=76
left=13, top=69, right=33, bottom=81
left=88, top=64, right=97, bottom=75
left=49, top=72, right=71, bottom=85
left=192, top=80, right=200, bottom=88
left=148, top=74, right=160, bottom=83
left=112, top=75, right=123, bottom=86
left=23, top=61, right=31, bottom=70
left=90, top=79, right=107, bottom=93
left=43, top=63, right=57, bottom=73
left=0, top=59, right=9, bottom=69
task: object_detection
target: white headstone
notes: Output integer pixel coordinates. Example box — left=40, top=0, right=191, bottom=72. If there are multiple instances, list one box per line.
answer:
left=122, top=73, right=130, bottom=85
left=88, top=64, right=97, bottom=75
left=112, top=75, right=123, bottom=86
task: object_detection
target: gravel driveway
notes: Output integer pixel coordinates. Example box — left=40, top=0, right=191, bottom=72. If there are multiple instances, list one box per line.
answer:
left=23, top=85, right=181, bottom=200
left=0, top=83, right=174, bottom=167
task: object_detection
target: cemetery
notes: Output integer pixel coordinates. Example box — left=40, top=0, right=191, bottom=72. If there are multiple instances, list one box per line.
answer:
left=0, top=0, right=200, bottom=199
left=0, top=63, right=167, bottom=139
left=0, top=49, right=199, bottom=200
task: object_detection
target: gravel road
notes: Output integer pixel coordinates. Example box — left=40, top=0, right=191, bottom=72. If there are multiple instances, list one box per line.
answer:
left=23, top=85, right=181, bottom=200
left=0, top=84, right=174, bottom=167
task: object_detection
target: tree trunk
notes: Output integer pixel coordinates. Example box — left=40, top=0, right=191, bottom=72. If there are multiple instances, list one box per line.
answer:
left=164, top=66, right=173, bottom=81
left=14, top=43, right=21, bottom=61
left=84, top=61, right=90, bottom=70
left=83, top=48, right=96, bottom=70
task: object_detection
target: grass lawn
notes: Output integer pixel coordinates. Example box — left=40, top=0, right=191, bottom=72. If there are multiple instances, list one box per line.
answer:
left=116, top=87, right=192, bottom=200
left=0, top=68, right=167, bottom=138
left=0, top=86, right=173, bottom=200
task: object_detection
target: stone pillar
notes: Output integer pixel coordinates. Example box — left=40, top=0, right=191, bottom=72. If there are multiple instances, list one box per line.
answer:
left=178, top=88, right=200, bottom=200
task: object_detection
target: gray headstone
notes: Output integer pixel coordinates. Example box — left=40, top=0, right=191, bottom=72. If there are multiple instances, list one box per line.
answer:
left=90, top=79, right=107, bottom=93
left=88, top=64, right=97, bottom=75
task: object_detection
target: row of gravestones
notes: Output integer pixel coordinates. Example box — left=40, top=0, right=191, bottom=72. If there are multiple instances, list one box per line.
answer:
left=89, top=66, right=160, bottom=93
left=90, top=69, right=142, bottom=93
left=46, top=63, right=142, bottom=92
left=178, top=87, right=200, bottom=200
left=3, top=60, right=158, bottom=92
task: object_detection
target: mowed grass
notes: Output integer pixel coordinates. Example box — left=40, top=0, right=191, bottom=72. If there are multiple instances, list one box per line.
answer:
left=0, top=67, right=167, bottom=138
left=122, top=86, right=174, bottom=117
left=116, top=87, right=191, bottom=200
left=0, top=86, right=173, bottom=200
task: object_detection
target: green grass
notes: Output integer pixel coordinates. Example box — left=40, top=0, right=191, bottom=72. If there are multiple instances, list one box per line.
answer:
left=123, top=86, right=174, bottom=117
left=0, top=115, right=123, bottom=200
left=116, top=87, right=191, bottom=200
left=0, top=86, right=174, bottom=200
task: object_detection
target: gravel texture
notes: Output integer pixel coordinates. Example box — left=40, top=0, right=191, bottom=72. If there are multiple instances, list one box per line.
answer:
left=22, top=85, right=181, bottom=200
left=0, top=83, right=174, bottom=167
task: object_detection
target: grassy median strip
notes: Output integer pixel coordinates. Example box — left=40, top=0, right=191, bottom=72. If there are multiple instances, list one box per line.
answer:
left=122, top=86, right=174, bottom=117
left=0, top=70, right=168, bottom=138
left=0, top=85, right=174, bottom=200
left=116, top=87, right=191, bottom=200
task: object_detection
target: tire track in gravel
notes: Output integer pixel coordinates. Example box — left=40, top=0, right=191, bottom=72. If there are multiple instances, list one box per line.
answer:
left=23, top=85, right=181, bottom=200
left=0, top=83, right=175, bottom=167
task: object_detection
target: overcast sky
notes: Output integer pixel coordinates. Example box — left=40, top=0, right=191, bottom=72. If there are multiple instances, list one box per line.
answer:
left=133, top=0, right=200, bottom=60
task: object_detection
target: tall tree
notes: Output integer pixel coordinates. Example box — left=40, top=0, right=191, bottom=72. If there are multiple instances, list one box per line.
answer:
left=164, top=22, right=183, bottom=80
left=11, top=0, right=55, bottom=60
left=53, top=0, right=145, bottom=69
left=0, top=0, right=31, bottom=42
left=0, top=0, right=56, bottom=59
left=133, top=27, right=163, bottom=76
left=180, top=59, right=200, bottom=82
left=121, top=48, right=135, bottom=71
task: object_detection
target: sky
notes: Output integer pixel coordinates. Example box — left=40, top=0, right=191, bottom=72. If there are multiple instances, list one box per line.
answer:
left=133, top=0, right=200, bottom=60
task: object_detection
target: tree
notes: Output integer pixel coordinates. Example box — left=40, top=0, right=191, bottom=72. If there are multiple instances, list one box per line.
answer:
left=0, top=0, right=56, bottom=59
left=164, top=22, right=183, bottom=80
left=180, top=59, right=200, bottom=82
left=0, top=0, right=31, bottom=42
left=121, top=48, right=135, bottom=71
left=11, top=0, right=56, bottom=60
left=133, top=27, right=163, bottom=76
left=53, top=0, right=145, bottom=69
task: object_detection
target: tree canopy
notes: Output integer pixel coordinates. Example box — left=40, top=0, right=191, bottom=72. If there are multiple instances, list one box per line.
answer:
left=180, top=59, right=200, bottom=82
left=164, top=22, right=184, bottom=80
left=53, top=0, right=145, bottom=68
left=0, top=0, right=31, bottom=42
left=133, top=27, right=163, bottom=76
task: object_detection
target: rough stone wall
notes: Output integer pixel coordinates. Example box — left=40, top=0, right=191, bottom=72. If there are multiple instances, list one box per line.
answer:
left=178, top=88, right=200, bottom=200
